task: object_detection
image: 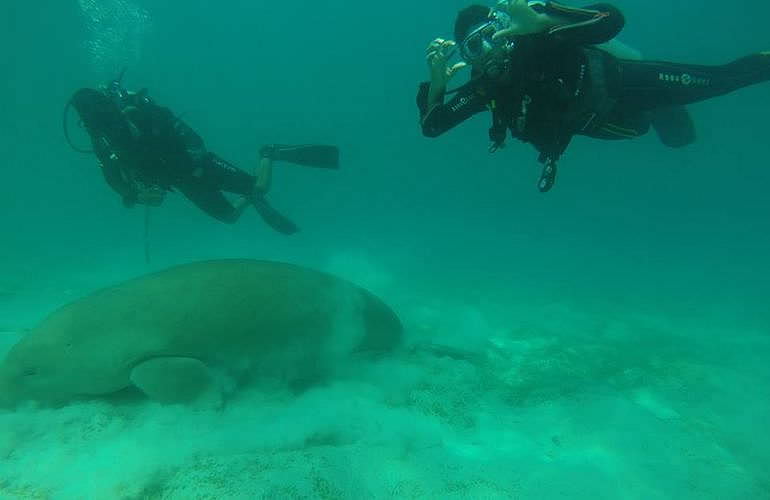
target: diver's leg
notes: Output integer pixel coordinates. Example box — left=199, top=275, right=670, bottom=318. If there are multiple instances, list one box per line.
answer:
left=200, top=151, right=276, bottom=196
left=197, top=153, right=257, bottom=195
left=596, top=42, right=696, bottom=147
left=258, top=144, right=339, bottom=169
left=589, top=105, right=652, bottom=140
left=596, top=38, right=643, bottom=61
left=250, top=153, right=299, bottom=233
left=254, top=156, right=273, bottom=194
left=173, top=118, right=208, bottom=163
left=190, top=153, right=298, bottom=232
left=617, top=53, right=770, bottom=110
left=176, top=179, right=245, bottom=224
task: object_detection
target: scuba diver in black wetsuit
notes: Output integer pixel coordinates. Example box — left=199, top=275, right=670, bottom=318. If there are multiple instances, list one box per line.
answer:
left=417, top=0, right=770, bottom=192
left=66, top=74, right=339, bottom=234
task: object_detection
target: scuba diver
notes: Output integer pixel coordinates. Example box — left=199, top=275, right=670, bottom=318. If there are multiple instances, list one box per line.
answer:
left=417, top=1, right=770, bottom=192
left=66, top=73, right=339, bottom=234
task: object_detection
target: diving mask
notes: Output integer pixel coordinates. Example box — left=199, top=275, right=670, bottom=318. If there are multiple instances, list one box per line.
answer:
left=459, top=11, right=514, bottom=64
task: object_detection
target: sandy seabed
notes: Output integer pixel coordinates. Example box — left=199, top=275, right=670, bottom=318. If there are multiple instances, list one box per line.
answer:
left=0, top=259, right=768, bottom=500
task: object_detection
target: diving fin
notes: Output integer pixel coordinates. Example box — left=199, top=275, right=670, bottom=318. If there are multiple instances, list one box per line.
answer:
left=251, top=196, right=299, bottom=235
left=260, top=144, right=339, bottom=169
left=651, top=105, right=696, bottom=148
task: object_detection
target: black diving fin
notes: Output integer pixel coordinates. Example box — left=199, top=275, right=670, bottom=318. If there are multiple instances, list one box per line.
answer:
left=260, top=144, right=339, bottom=169
left=251, top=196, right=299, bottom=235
left=651, top=105, right=696, bottom=148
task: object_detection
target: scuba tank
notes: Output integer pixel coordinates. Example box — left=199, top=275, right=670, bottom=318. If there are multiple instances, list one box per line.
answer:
left=64, top=69, right=134, bottom=153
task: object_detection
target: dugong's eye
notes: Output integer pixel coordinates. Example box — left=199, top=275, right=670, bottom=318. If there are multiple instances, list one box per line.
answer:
left=23, top=368, right=38, bottom=377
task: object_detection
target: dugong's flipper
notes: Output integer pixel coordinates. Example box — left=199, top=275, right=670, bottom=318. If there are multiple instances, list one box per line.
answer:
left=130, top=357, right=221, bottom=407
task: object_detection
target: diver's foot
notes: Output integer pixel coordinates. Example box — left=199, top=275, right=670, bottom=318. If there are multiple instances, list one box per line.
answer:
left=537, top=161, right=557, bottom=193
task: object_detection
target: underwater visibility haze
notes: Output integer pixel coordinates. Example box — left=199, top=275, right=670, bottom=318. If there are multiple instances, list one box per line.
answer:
left=1, top=0, right=769, bottom=498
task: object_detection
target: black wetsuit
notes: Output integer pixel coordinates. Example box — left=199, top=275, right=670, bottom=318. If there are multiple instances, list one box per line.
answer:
left=417, top=2, right=770, bottom=184
left=87, top=90, right=255, bottom=222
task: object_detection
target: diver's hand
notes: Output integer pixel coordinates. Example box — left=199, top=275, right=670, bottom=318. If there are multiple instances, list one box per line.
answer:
left=426, top=38, right=467, bottom=88
left=493, top=0, right=548, bottom=38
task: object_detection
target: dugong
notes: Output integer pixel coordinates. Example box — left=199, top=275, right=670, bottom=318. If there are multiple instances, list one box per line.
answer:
left=0, top=260, right=402, bottom=408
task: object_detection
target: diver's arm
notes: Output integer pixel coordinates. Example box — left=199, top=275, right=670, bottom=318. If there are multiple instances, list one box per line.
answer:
left=495, top=1, right=624, bottom=45
left=417, top=82, right=487, bottom=137
left=254, top=156, right=272, bottom=194
left=493, top=0, right=569, bottom=36
left=541, top=2, right=624, bottom=44
left=420, top=38, right=485, bottom=137
left=100, top=162, right=138, bottom=207
left=93, top=137, right=139, bottom=206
